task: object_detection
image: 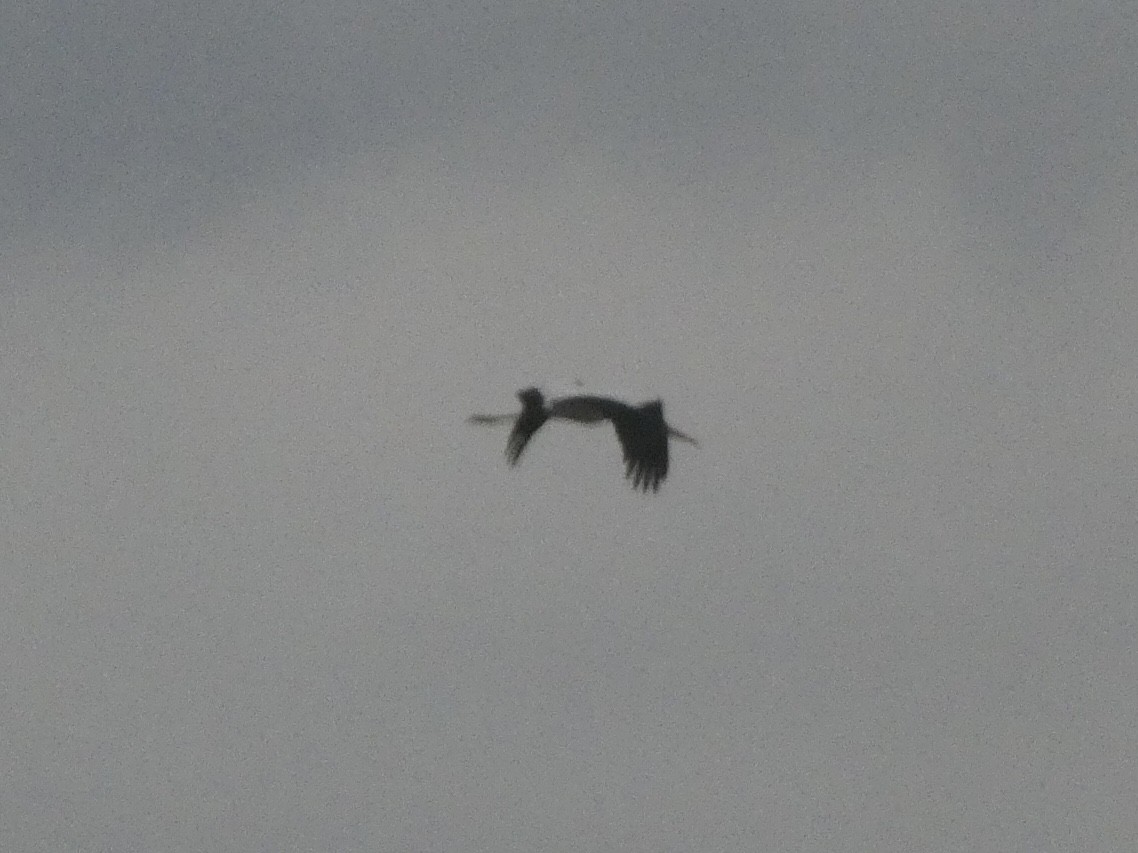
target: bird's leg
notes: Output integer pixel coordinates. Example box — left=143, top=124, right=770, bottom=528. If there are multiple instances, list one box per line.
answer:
left=667, top=426, right=699, bottom=446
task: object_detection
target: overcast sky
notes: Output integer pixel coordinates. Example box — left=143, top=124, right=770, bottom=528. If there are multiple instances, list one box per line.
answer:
left=3, top=2, right=1137, bottom=850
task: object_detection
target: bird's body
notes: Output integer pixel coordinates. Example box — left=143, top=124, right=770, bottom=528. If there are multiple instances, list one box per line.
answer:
left=469, top=387, right=697, bottom=492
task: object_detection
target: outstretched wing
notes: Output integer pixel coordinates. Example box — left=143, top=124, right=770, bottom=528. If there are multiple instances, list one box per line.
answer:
left=505, top=401, right=549, bottom=465
left=611, top=401, right=669, bottom=492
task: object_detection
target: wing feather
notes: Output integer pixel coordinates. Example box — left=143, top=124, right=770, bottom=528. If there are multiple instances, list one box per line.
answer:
left=611, top=401, right=668, bottom=492
left=505, top=394, right=549, bottom=465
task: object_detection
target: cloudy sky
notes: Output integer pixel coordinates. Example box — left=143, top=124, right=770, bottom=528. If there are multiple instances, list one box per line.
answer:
left=4, top=1, right=1137, bottom=850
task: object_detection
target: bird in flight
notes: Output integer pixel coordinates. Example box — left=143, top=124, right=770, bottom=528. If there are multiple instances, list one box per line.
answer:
left=469, top=387, right=697, bottom=492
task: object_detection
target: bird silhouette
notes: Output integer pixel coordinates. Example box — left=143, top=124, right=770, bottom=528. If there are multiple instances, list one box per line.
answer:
left=469, top=387, right=697, bottom=492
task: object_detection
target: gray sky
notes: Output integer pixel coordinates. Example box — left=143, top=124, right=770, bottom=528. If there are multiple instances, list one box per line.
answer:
left=3, top=1, right=1137, bottom=850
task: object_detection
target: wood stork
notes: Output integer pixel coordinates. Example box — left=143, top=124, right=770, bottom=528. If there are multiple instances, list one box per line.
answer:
left=468, top=387, right=697, bottom=492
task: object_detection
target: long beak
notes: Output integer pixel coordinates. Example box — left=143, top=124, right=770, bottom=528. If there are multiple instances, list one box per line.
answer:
left=668, top=426, right=698, bottom=447
left=468, top=413, right=517, bottom=425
